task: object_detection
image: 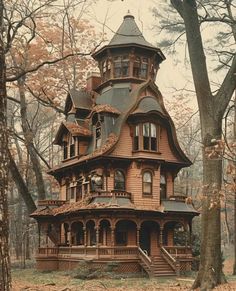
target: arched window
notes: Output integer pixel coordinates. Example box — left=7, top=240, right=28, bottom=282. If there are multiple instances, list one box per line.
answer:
left=95, top=122, right=102, bottom=149
left=143, top=123, right=157, bottom=151
left=143, top=171, right=152, bottom=195
left=160, top=173, right=167, bottom=199
left=114, top=170, right=125, bottom=190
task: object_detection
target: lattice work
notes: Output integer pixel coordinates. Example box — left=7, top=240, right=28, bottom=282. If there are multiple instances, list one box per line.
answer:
left=180, top=261, right=192, bottom=273
left=117, top=262, right=140, bottom=273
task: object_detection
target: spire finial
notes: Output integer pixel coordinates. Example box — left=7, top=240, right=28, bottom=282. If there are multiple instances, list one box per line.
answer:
left=124, top=10, right=134, bottom=20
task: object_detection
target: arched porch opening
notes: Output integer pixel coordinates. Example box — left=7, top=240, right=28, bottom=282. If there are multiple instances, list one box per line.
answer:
left=163, top=221, right=188, bottom=246
left=61, top=222, right=69, bottom=245
left=71, top=221, right=84, bottom=245
left=115, top=220, right=137, bottom=246
left=99, top=219, right=111, bottom=246
left=140, top=221, right=160, bottom=256
left=86, top=220, right=96, bottom=246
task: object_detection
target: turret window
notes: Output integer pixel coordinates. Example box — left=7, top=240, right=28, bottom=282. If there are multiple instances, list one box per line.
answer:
left=102, top=60, right=111, bottom=80
left=143, top=171, right=152, bottom=195
left=133, top=57, right=141, bottom=78
left=114, top=56, right=130, bottom=78
left=140, top=58, right=148, bottom=79
left=114, top=170, right=125, bottom=190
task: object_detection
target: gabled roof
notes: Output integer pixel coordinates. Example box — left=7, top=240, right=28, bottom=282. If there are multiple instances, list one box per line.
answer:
left=53, top=121, right=92, bottom=145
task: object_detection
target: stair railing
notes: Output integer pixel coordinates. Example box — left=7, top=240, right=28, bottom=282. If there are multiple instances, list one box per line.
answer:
left=161, top=246, right=180, bottom=275
left=138, top=247, right=152, bottom=275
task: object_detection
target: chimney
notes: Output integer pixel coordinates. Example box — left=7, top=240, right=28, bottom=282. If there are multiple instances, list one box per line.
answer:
left=86, top=72, right=101, bottom=92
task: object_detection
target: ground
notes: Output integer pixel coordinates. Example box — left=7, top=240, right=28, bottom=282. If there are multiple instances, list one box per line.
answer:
left=11, top=254, right=236, bottom=290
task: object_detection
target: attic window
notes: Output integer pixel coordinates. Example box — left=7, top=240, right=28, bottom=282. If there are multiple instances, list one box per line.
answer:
left=95, top=122, right=102, bottom=149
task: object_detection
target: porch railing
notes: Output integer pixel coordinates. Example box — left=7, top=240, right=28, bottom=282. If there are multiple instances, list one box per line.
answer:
left=38, top=246, right=138, bottom=259
left=163, top=246, right=192, bottom=258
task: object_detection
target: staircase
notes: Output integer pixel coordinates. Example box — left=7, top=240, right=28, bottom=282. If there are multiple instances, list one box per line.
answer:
left=151, top=255, right=176, bottom=277
left=138, top=247, right=176, bottom=277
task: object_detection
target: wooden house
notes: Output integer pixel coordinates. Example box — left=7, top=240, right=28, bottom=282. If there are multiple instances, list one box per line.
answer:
left=31, top=13, right=198, bottom=277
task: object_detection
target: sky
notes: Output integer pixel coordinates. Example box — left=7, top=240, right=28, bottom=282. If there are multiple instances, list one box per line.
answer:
left=84, top=0, right=195, bottom=104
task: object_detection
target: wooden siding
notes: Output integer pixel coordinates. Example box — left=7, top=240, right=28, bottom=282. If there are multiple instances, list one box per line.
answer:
left=111, top=123, right=181, bottom=163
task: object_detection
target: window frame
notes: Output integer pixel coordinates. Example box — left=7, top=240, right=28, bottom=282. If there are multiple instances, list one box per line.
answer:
left=133, top=122, right=158, bottom=152
left=114, top=169, right=126, bottom=191
left=160, top=173, right=167, bottom=200
left=95, top=121, right=102, bottom=149
left=142, top=171, right=153, bottom=196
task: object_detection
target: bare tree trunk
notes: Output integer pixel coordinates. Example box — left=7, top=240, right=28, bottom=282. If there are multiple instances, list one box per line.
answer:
left=233, top=92, right=236, bottom=275
left=18, top=77, right=46, bottom=200
left=0, top=0, right=11, bottom=288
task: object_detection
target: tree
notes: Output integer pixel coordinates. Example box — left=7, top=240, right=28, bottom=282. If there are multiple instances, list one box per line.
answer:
left=0, top=0, right=11, bottom=289
left=153, top=0, right=236, bottom=289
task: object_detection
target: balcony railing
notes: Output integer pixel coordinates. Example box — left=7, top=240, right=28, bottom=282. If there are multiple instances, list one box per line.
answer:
left=164, top=246, right=192, bottom=258
left=89, top=190, right=132, bottom=200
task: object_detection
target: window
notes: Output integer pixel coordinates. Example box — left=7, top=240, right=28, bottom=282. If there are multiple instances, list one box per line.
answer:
left=160, top=174, right=167, bottom=200
left=101, top=60, right=111, bottom=80
left=140, top=58, right=148, bottom=79
left=143, top=123, right=157, bottom=151
left=133, top=57, right=141, bottom=77
left=90, top=174, right=103, bottom=191
left=133, top=125, right=139, bottom=150
left=114, top=170, right=125, bottom=190
left=76, top=183, right=82, bottom=201
left=95, top=122, right=102, bottom=149
left=114, top=55, right=130, bottom=78
left=143, top=171, right=152, bottom=195
left=63, top=142, right=68, bottom=159
left=69, top=135, right=75, bottom=157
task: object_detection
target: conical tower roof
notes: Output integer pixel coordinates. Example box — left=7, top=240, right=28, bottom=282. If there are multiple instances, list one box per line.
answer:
left=108, top=13, right=154, bottom=48
left=92, top=13, right=165, bottom=61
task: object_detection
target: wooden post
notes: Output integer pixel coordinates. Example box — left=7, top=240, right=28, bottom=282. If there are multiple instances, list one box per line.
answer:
left=96, top=227, right=99, bottom=258
left=137, top=227, right=140, bottom=247
left=83, top=227, right=87, bottom=255
left=111, top=227, right=115, bottom=258
left=160, top=226, right=164, bottom=246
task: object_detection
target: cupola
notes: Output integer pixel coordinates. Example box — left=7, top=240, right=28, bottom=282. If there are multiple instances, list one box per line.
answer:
left=92, top=12, right=165, bottom=89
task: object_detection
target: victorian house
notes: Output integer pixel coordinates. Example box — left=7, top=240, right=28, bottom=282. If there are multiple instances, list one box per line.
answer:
left=31, top=13, right=198, bottom=277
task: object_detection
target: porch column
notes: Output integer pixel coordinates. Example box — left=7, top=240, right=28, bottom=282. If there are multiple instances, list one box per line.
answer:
left=83, top=227, right=87, bottom=246
left=68, top=225, right=72, bottom=246
left=38, top=224, right=41, bottom=248
left=160, top=226, right=164, bottom=246
left=136, top=227, right=140, bottom=247
left=96, top=226, right=100, bottom=258
left=111, top=227, right=115, bottom=258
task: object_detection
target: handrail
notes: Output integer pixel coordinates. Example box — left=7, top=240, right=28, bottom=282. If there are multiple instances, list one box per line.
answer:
left=161, top=246, right=177, bottom=271
left=138, top=247, right=152, bottom=275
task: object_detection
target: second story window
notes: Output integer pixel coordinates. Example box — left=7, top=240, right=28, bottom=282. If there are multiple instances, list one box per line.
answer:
left=143, top=171, right=152, bottom=195
left=63, top=141, right=68, bottom=159
left=160, top=173, right=167, bottom=200
left=133, top=125, right=139, bottom=150
left=95, top=122, right=102, bottom=149
left=114, top=170, right=125, bottom=190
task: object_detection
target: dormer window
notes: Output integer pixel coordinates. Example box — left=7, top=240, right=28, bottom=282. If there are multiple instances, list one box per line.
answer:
left=143, top=123, right=157, bottom=151
left=69, top=135, right=75, bottom=157
left=63, top=142, right=68, bottom=159
left=95, top=122, right=102, bottom=149
left=133, top=123, right=158, bottom=152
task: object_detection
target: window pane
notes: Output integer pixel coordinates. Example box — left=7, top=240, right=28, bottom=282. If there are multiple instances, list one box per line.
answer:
left=114, top=170, right=125, bottom=190
left=133, top=136, right=139, bottom=150
left=143, top=123, right=150, bottom=136
left=150, top=123, right=156, bottom=137
left=143, top=172, right=152, bottom=183
left=151, top=137, right=157, bottom=151
left=143, top=182, right=151, bottom=194
left=135, top=125, right=139, bottom=136
left=143, top=136, right=150, bottom=150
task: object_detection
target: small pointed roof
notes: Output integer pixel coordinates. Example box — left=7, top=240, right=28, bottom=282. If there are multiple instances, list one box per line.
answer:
left=108, top=13, right=154, bottom=48
left=92, top=13, right=165, bottom=61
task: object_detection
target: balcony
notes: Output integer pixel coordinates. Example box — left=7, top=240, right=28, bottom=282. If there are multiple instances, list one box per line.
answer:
left=89, top=190, right=132, bottom=200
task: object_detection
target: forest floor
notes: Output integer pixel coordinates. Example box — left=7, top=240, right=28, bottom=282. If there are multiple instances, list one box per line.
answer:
left=11, top=256, right=236, bottom=290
